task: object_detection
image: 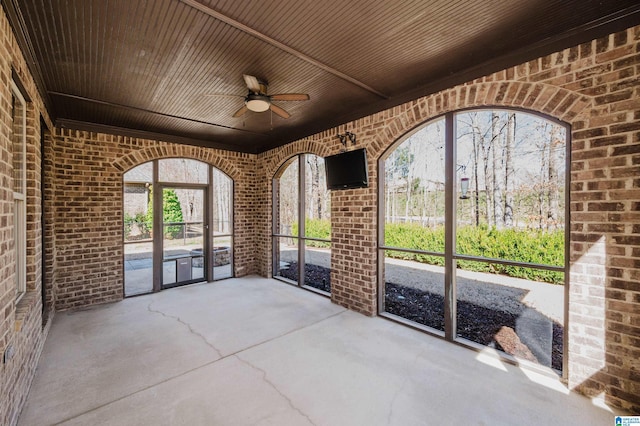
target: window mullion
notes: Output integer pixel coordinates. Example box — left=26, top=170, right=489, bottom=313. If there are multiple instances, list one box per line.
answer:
left=272, top=178, right=280, bottom=277
left=152, top=161, right=162, bottom=292
left=298, top=154, right=306, bottom=287
left=208, top=166, right=214, bottom=281
left=444, top=112, right=456, bottom=341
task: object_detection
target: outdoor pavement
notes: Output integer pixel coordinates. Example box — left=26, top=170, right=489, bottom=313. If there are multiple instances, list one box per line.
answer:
left=18, top=276, right=622, bottom=425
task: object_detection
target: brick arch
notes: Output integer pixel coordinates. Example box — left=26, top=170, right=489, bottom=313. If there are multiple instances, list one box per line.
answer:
left=112, top=145, right=241, bottom=181
left=368, top=81, right=592, bottom=160
left=263, top=138, right=332, bottom=179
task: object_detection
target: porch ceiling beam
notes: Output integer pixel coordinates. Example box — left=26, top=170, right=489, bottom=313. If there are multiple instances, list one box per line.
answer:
left=49, top=91, right=265, bottom=136
left=180, top=0, right=388, bottom=99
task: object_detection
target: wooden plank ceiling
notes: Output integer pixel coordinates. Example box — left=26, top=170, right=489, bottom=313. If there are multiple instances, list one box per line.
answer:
left=5, top=0, right=640, bottom=153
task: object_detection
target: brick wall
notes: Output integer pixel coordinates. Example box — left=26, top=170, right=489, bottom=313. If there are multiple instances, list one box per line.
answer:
left=0, top=31, right=14, bottom=423
left=258, top=27, right=640, bottom=411
left=555, top=29, right=640, bottom=411
left=0, top=4, right=54, bottom=424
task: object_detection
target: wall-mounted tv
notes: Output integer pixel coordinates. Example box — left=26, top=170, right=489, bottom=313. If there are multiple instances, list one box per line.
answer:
left=324, top=148, right=369, bottom=190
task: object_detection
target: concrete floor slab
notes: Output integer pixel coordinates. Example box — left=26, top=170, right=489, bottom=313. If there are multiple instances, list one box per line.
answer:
left=59, top=356, right=314, bottom=426
left=19, top=276, right=621, bottom=425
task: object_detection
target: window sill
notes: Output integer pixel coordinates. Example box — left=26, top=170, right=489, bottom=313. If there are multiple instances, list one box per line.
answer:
left=15, top=291, right=38, bottom=333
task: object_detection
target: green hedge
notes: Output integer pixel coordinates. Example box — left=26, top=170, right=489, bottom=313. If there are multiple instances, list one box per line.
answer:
left=290, top=219, right=565, bottom=284
left=124, top=212, right=151, bottom=240
left=384, top=223, right=564, bottom=284
left=291, top=219, right=331, bottom=248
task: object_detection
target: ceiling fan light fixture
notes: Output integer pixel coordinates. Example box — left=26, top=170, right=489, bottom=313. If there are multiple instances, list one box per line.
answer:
left=245, top=94, right=270, bottom=112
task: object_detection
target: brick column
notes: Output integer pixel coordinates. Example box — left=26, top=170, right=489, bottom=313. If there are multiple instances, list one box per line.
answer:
left=330, top=160, right=378, bottom=316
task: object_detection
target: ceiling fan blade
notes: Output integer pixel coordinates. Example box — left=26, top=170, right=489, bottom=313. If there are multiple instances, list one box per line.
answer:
left=232, top=105, right=249, bottom=117
left=243, top=74, right=261, bottom=93
left=270, top=104, right=291, bottom=119
left=202, top=93, right=244, bottom=98
left=270, top=93, right=310, bottom=101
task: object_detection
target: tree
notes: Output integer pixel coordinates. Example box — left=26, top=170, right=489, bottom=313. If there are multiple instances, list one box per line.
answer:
left=146, top=186, right=184, bottom=239
left=491, top=112, right=504, bottom=229
left=214, top=171, right=231, bottom=234
left=392, top=146, right=413, bottom=222
left=306, top=155, right=325, bottom=220
left=163, top=189, right=184, bottom=238
left=277, top=159, right=298, bottom=234
left=503, top=113, right=515, bottom=227
left=469, top=112, right=493, bottom=226
left=471, top=123, right=481, bottom=226
left=547, top=125, right=562, bottom=230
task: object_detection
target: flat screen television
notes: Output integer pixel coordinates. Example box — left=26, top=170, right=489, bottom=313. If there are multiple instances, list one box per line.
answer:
left=324, top=148, right=369, bottom=190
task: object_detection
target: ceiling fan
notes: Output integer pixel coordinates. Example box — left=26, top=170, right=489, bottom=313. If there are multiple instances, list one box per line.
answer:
left=231, top=74, right=310, bottom=119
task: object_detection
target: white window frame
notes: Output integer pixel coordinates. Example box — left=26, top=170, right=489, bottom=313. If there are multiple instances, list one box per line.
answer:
left=11, top=80, right=27, bottom=301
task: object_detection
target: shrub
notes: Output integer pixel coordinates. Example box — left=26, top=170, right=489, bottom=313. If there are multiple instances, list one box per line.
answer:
left=146, top=187, right=184, bottom=239
left=292, top=219, right=565, bottom=284
left=291, top=219, right=331, bottom=248
left=134, top=212, right=150, bottom=238
left=384, top=222, right=564, bottom=284
left=124, top=212, right=151, bottom=241
left=124, top=212, right=134, bottom=240
left=162, top=189, right=184, bottom=239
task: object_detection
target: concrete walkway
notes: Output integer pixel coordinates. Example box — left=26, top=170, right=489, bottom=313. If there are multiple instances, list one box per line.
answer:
left=19, top=277, right=620, bottom=425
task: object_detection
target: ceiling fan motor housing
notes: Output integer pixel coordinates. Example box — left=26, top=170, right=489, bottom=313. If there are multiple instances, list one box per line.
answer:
left=245, top=93, right=271, bottom=112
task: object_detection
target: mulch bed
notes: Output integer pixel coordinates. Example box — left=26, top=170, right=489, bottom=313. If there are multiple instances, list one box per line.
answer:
left=278, top=262, right=331, bottom=293
left=279, top=262, right=563, bottom=371
left=386, top=282, right=563, bottom=370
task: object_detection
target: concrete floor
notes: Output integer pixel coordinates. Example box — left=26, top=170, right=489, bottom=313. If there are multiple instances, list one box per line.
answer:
left=19, top=276, right=620, bottom=425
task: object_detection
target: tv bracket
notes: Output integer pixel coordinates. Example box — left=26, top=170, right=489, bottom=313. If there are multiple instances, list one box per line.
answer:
left=337, top=131, right=357, bottom=150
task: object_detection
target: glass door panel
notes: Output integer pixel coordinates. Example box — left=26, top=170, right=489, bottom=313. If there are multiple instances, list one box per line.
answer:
left=162, top=187, right=206, bottom=288
left=212, top=168, right=233, bottom=280
left=212, top=236, right=233, bottom=280
left=124, top=181, right=153, bottom=296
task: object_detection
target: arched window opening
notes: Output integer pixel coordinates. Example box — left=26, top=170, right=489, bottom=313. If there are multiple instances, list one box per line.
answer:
left=273, top=154, right=331, bottom=294
left=379, top=109, right=568, bottom=373
left=123, top=159, right=233, bottom=296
